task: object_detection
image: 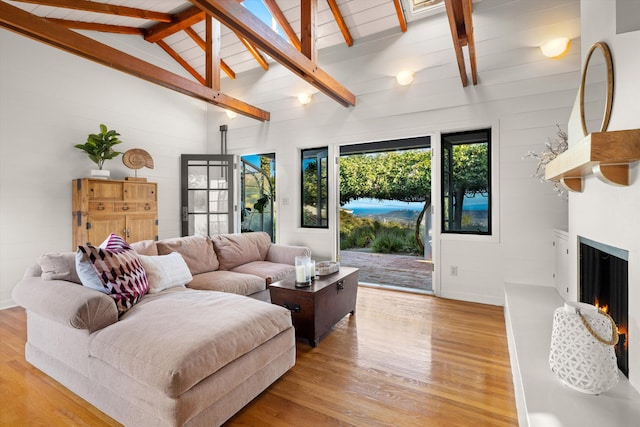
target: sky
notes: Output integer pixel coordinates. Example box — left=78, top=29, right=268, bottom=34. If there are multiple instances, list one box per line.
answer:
left=242, top=0, right=285, bottom=37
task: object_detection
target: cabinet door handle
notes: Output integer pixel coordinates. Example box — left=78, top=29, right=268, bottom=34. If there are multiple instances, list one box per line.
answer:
left=121, top=205, right=129, bottom=211
left=144, top=204, right=151, bottom=210
left=97, top=203, right=104, bottom=211
left=282, top=303, right=300, bottom=313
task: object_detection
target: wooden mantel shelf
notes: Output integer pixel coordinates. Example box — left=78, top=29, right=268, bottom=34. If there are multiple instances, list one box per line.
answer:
left=545, top=129, right=640, bottom=192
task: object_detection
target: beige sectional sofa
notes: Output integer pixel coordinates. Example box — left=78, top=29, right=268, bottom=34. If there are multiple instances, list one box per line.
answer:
left=12, top=232, right=311, bottom=427
left=138, top=231, right=311, bottom=296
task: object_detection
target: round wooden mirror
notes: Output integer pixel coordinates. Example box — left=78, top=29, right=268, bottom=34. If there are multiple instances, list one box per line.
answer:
left=579, top=41, right=614, bottom=136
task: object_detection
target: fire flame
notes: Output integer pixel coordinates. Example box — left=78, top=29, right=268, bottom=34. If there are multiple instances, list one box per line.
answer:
left=594, top=298, right=608, bottom=314
left=618, top=325, right=629, bottom=350
left=594, top=298, right=628, bottom=350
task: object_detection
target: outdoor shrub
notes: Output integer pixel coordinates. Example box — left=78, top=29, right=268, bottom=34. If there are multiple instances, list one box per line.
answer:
left=371, top=228, right=422, bottom=254
left=349, top=225, right=376, bottom=248
left=340, top=209, right=422, bottom=254
left=372, top=229, right=404, bottom=253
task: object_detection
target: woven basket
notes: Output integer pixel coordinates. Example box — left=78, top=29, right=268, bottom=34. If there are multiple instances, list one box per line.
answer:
left=548, top=302, right=619, bottom=394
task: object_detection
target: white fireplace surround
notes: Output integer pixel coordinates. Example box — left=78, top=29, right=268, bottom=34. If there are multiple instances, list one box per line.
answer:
left=571, top=0, right=640, bottom=397
left=504, top=283, right=640, bottom=426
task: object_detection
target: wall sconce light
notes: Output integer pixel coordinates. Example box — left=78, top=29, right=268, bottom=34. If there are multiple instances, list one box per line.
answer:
left=396, top=70, right=415, bottom=86
left=298, top=93, right=312, bottom=105
left=225, top=110, right=237, bottom=119
left=540, top=37, right=571, bottom=58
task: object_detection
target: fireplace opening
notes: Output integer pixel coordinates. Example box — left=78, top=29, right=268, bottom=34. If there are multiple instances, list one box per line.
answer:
left=579, top=237, right=628, bottom=377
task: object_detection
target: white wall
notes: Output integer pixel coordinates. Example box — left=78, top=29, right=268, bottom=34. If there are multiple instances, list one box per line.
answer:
left=0, top=31, right=209, bottom=308
left=0, top=0, right=582, bottom=309
left=569, top=0, right=640, bottom=392
left=216, top=0, right=580, bottom=305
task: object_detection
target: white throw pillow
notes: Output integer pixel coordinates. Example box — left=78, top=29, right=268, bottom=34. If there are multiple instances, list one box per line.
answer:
left=138, top=252, right=193, bottom=293
left=76, top=247, right=109, bottom=293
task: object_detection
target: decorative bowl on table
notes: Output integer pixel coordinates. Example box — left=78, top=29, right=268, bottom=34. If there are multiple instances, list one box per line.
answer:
left=316, top=261, right=339, bottom=276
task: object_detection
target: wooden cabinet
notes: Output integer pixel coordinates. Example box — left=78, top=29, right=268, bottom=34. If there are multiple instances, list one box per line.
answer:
left=72, top=179, right=158, bottom=249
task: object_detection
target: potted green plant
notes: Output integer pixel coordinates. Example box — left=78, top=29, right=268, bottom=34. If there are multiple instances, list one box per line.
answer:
left=75, top=124, right=123, bottom=179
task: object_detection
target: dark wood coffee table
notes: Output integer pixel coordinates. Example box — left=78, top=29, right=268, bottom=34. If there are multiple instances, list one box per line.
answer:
left=269, top=266, right=359, bottom=347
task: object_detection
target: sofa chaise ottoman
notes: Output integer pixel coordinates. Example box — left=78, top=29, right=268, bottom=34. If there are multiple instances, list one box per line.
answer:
left=12, top=270, right=295, bottom=427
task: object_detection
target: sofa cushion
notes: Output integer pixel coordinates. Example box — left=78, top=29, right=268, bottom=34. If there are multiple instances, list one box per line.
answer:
left=265, top=244, right=312, bottom=264
left=88, top=288, right=292, bottom=398
left=139, top=252, right=193, bottom=293
left=231, top=261, right=294, bottom=285
left=188, top=270, right=265, bottom=295
left=38, top=252, right=81, bottom=284
left=156, top=235, right=219, bottom=275
left=239, top=232, right=272, bottom=260
left=130, top=239, right=158, bottom=256
left=78, top=234, right=149, bottom=315
left=212, top=234, right=262, bottom=271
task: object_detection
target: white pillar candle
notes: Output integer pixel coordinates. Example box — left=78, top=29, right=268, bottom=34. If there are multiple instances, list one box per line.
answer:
left=309, top=260, right=315, bottom=278
left=295, top=265, right=306, bottom=282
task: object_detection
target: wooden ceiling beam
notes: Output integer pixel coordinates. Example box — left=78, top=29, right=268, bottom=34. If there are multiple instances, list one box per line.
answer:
left=393, top=0, right=408, bottom=33
left=300, top=0, right=317, bottom=62
left=144, top=6, right=205, bottom=43
left=46, top=18, right=144, bottom=35
left=236, top=35, right=270, bottom=70
left=184, top=27, right=235, bottom=80
left=461, top=0, right=477, bottom=85
left=445, top=0, right=476, bottom=87
left=262, top=0, right=301, bottom=51
left=190, top=0, right=356, bottom=107
left=156, top=39, right=206, bottom=86
left=205, top=17, right=221, bottom=91
left=326, top=0, right=353, bottom=47
left=12, top=0, right=172, bottom=23
left=147, top=5, right=267, bottom=74
left=0, top=2, right=269, bottom=121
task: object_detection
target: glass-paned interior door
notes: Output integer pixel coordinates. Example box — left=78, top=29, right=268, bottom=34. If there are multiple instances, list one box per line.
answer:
left=181, top=155, right=235, bottom=236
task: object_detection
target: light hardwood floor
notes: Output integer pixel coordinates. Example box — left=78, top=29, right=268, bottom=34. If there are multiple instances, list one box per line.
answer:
left=0, top=287, right=517, bottom=426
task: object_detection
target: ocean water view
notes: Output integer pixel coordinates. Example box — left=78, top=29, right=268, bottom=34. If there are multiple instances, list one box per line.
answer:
left=347, top=206, right=419, bottom=216
left=343, top=197, right=489, bottom=217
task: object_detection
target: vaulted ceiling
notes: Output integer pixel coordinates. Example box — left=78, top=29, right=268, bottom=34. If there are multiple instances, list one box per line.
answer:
left=0, top=0, right=477, bottom=121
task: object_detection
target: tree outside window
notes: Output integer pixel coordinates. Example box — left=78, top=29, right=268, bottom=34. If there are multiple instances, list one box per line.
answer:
left=441, top=129, right=491, bottom=235
left=301, top=147, right=329, bottom=228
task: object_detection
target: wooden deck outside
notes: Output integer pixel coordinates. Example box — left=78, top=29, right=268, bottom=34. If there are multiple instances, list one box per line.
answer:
left=339, top=250, right=433, bottom=292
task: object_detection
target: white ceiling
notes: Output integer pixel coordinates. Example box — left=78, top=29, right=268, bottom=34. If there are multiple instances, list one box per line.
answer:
left=6, top=0, right=415, bottom=76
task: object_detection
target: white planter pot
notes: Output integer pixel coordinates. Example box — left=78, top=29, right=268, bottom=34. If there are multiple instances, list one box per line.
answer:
left=90, top=169, right=110, bottom=179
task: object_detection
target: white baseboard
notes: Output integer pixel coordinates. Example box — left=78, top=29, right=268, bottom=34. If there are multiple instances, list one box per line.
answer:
left=438, top=289, right=504, bottom=306
left=0, top=299, right=17, bottom=310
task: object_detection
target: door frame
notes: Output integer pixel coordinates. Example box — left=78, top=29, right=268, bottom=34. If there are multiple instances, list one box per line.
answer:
left=335, top=135, right=437, bottom=294
left=180, top=154, right=235, bottom=236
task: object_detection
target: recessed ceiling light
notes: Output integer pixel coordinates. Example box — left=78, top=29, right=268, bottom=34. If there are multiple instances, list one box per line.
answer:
left=396, top=70, right=415, bottom=86
left=540, top=37, right=571, bottom=58
left=298, top=93, right=312, bottom=105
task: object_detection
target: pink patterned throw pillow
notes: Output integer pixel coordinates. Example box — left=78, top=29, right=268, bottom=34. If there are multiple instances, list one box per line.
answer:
left=78, top=234, right=149, bottom=315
